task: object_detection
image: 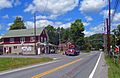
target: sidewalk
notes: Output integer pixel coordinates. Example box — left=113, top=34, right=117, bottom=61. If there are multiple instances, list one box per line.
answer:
left=93, top=52, right=108, bottom=78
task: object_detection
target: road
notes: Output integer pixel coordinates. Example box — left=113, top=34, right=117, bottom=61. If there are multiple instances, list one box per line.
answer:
left=0, top=51, right=102, bottom=78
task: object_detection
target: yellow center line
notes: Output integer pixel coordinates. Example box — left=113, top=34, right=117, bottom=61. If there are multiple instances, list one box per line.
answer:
left=32, top=58, right=81, bottom=78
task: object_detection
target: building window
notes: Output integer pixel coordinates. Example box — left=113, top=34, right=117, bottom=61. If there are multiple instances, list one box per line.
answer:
left=20, top=37, right=25, bottom=42
left=30, top=37, right=35, bottom=42
left=13, top=46, right=17, bottom=49
left=41, top=37, right=43, bottom=42
left=44, top=38, right=46, bottom=42
left=10, top=38, right=14, bottom=43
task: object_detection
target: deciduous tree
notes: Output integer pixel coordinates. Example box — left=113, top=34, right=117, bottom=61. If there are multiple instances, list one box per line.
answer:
left=9, top=16, right=26, bottom=30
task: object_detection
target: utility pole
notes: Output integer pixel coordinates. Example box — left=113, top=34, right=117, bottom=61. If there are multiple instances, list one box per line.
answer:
left=106, top=0, right=111, bottom=55
left=106, top=18, right=110, bottom=55
left=34, top=12, right=37, bottom=55
left=59, top=28, right=61, bottom=52
left=103, top=20, right=107, bottom=52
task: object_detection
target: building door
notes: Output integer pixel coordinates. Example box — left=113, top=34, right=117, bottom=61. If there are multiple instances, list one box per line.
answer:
left=9, top=47, right=11, bottom=53
left=5, top=47, right=9, bottom=54
left=4, top=47, right=11, bottom=54
left=4, top=47, right=6, bottom=54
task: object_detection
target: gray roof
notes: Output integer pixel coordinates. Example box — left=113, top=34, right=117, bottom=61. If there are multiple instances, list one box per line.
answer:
left=2, top=27, right=44, bottom=38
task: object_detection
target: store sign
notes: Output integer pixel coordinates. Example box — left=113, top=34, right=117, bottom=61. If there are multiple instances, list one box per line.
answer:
left=22, top=46, right=32, bottom=52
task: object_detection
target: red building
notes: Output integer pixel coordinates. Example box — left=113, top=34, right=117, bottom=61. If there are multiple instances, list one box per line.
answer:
left=1, top=27, right=49, bottom=55
left=58, top=42, right=72, bottom=51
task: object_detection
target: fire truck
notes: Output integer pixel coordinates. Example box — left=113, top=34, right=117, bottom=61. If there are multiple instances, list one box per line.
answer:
left=65, top=44, right=80, bottom=56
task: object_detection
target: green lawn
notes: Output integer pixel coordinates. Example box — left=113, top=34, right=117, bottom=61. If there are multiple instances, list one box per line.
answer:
left=105, top=56, right=120, bottom=78
left=0, top=57, right=53, bottom=71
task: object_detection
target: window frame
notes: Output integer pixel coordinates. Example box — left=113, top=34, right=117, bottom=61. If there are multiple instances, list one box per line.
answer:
left=10, top=38, right=14, bottom=43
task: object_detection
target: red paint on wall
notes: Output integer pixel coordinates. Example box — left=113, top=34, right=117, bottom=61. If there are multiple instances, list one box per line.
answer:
left=2, top=29, right=48, bottom=44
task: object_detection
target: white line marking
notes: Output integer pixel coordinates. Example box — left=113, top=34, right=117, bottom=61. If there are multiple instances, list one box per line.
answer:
left=89, top=52, right=102, bottom=78
left=0, top=60, right=60, bottom=76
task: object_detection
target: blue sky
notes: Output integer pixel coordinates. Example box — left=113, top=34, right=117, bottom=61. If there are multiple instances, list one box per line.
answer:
left=0, top=0, right=120, bottom=36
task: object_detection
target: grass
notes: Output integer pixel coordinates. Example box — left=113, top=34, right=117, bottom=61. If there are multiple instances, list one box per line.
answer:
left=105, top=55, right=120, bottom=78
left=0, top=57, right=53, bottom=71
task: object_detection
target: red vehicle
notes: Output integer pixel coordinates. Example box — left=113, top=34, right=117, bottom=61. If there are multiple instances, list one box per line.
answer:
left=65, top=44, right=80, bottom=56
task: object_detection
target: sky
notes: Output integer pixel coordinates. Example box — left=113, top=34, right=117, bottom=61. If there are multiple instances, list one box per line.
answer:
left=0, top=0, right=120, bottom=37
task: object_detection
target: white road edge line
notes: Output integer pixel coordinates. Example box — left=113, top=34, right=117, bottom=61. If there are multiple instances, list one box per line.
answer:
left=89, top=52, right=102, bottom=78
left=0, top=60, right=60, bottom=76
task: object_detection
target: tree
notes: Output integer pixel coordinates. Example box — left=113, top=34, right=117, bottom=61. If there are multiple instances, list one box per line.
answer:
left=86, top=34, right=104, bottom=50
left=45, top=19, right=85, bottom=48
left=45, top=25, right=59, bottom=45
left=116, top=24, right=120, bottom=39
left=9, top=16, right=26, bottom=30
left=70, top=19, right=85, bottom=49
left=61, top=28, right=70, bottom=43
left=112, top=24, right=120, bottom=46
left=57, top=27, right=70, bottom=43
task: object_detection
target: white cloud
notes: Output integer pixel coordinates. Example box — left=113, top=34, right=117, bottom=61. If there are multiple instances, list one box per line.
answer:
left=0, top=24, right=9, bottom=31
left=83, top=22, right=90, bottom=26
left=12, top=15, right=23, bottom=19
left=13, top=0, right=21, bottom=6
left=80, top=0, right=107, bottom=13
left=84, top=23, right=105, bottom=37
left=8, top=22, right=13, bottom=26
left=2, top=14, right=9, bottom=19
left=36, top=15, right=47, bottom=20
left=113, top=13, right=120, bottom=23
left=101, top=9, right=120, bottom=25
left=110, top=23, right=120, bottom=33
left=25, top=20, right=53, bottom=28
left=89, top=22, right=115, bottom=34
left=24, top=0, right=79, bottom=19
left=90, top=23, right=104, bottom=34
left=0, top=24, right=2, bottom=30
left=0, top=0, right=21, bottom=10
left=112, top=23, right=120, bottom=28
left=25, top=19, right=72, bottom=29
left=7, top=23, right=13, bottom=30
left=0, top=0, right=13, bottom=9
left=59, top=22, right=71, bottom=28
left=85, top=16, right=93, bottom=21
left=84, top=30, right=95, bottom=37
left=100, top=9, right=114, bottom=18
left=48, top=15, right=59, bottom=19
left=36, top=15, right=57, bottom=20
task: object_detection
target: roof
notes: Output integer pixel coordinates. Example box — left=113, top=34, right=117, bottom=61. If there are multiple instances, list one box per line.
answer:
left=2, top=27, right=44, bottom=38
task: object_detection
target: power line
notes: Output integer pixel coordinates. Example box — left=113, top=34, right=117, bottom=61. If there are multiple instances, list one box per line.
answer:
left=35, top=0, right=48, bottom=20
left=42, top=0, right=48, bottom=16
left=113, top=0, right=120, bottom=15
left=111, top=0, right=120, bottom=22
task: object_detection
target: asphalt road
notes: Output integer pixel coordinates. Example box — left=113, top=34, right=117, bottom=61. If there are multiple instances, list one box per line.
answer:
left=0, top=51, right=101, bottom=78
